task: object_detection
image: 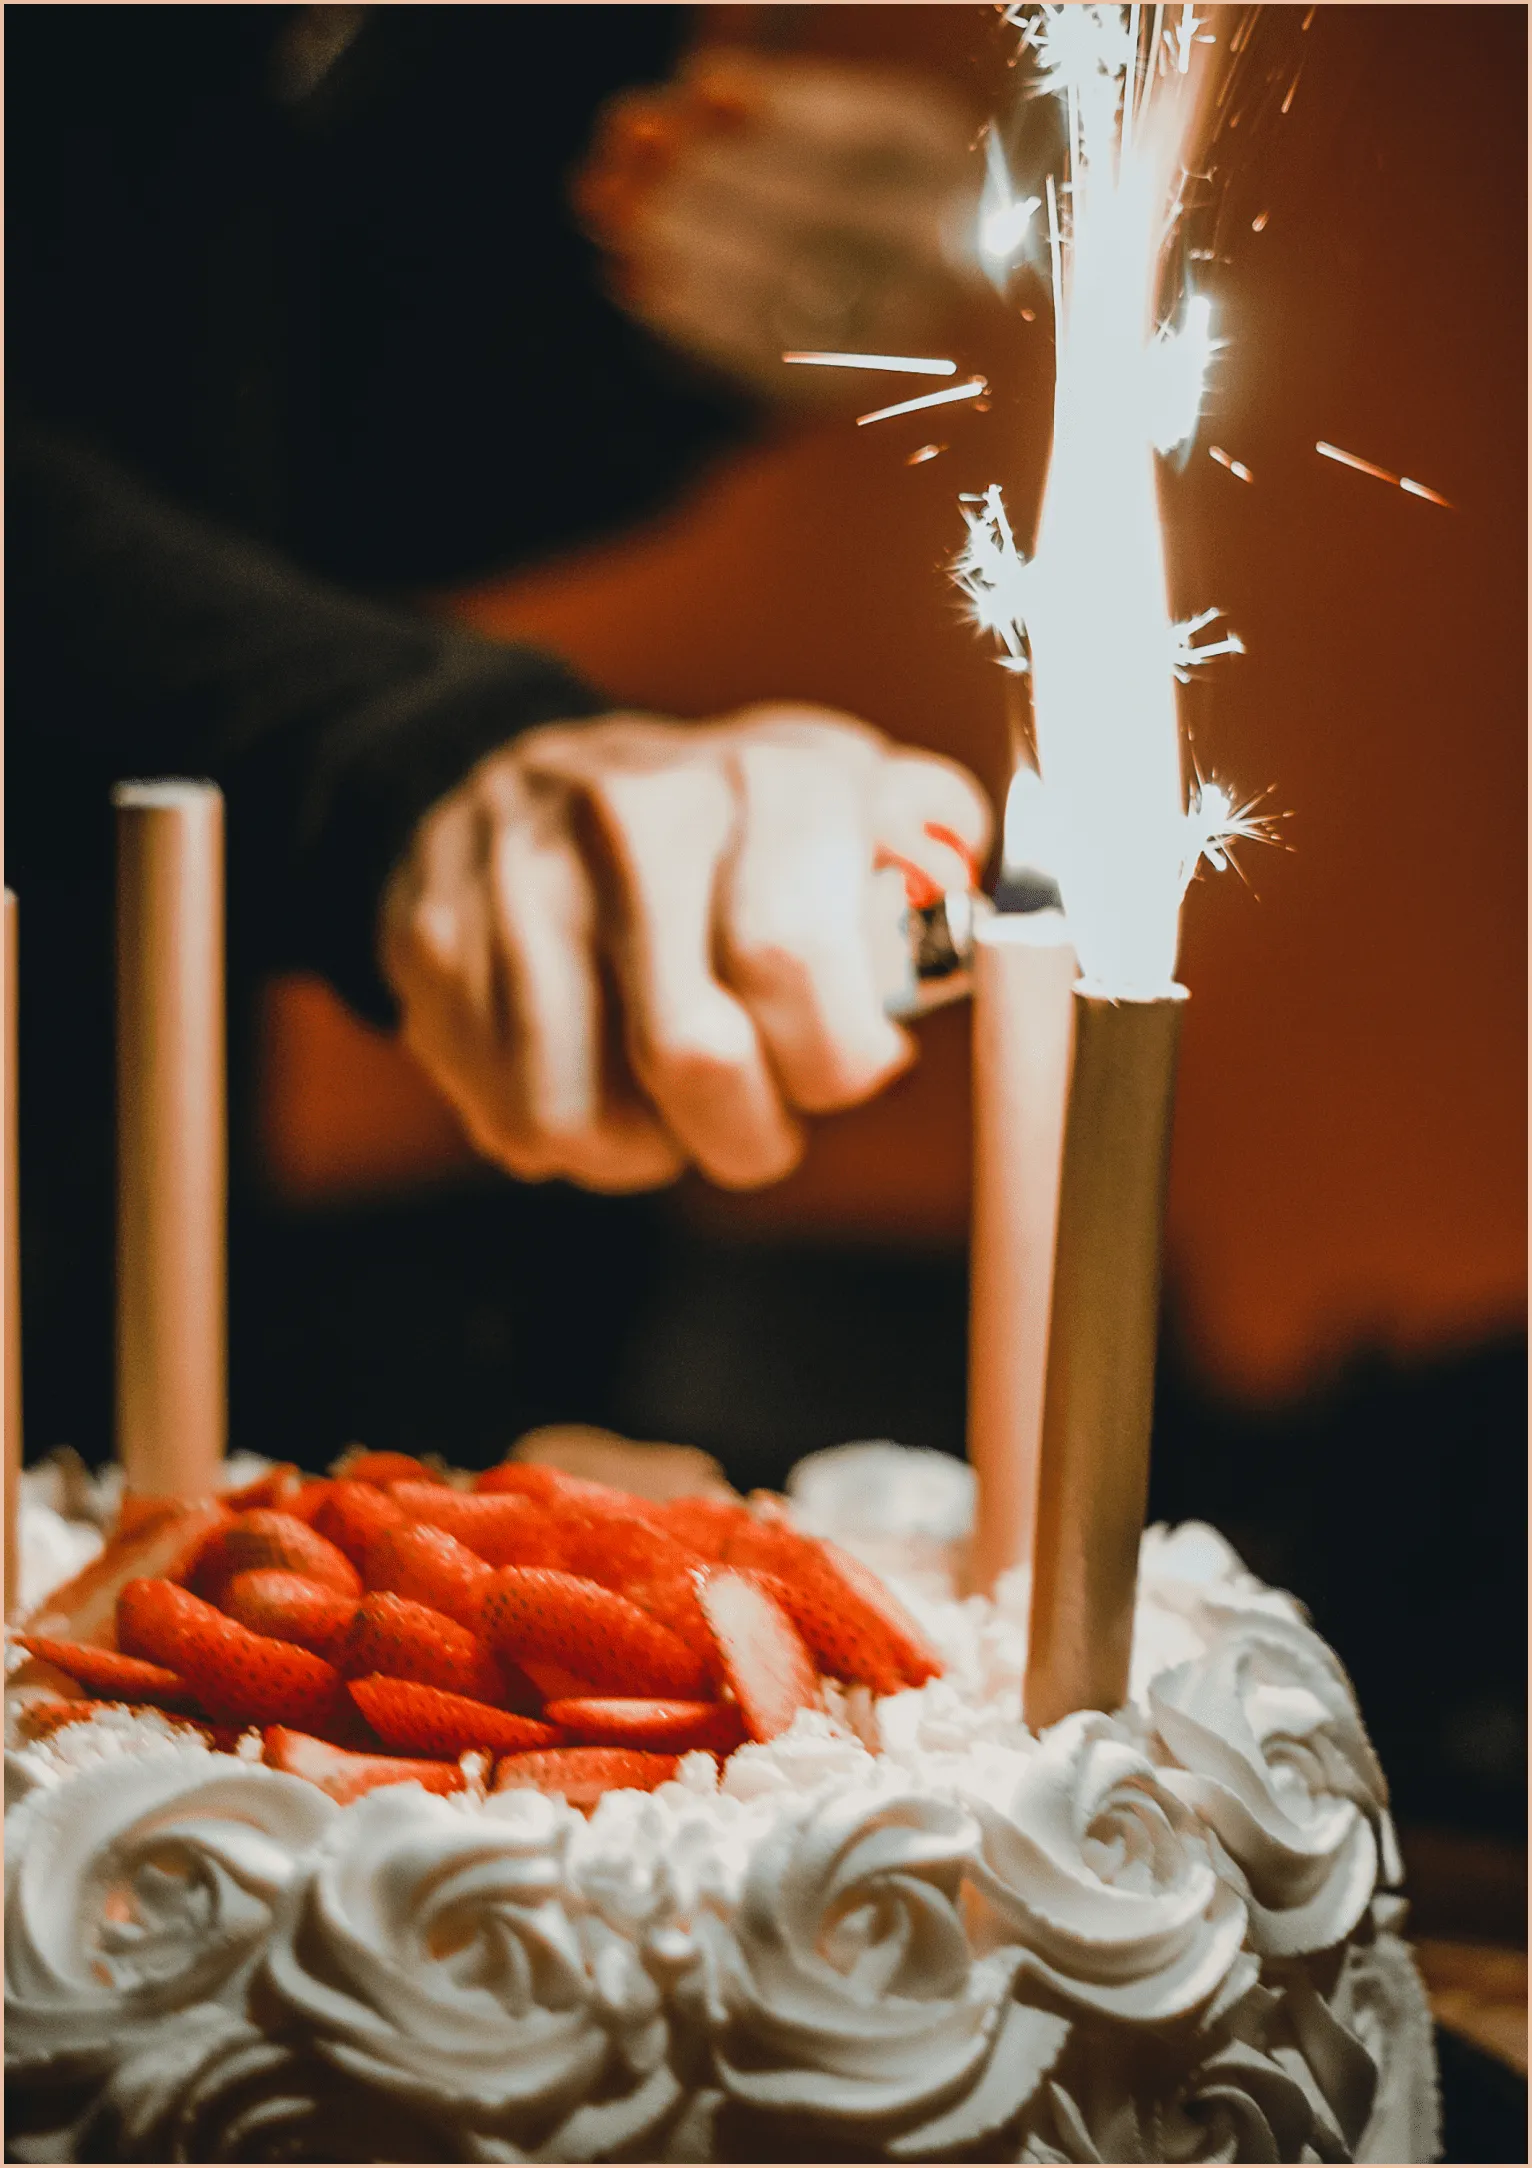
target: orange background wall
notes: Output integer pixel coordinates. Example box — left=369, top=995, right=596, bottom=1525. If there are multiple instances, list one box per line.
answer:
left=259, top=5, right=1526, bottom=1402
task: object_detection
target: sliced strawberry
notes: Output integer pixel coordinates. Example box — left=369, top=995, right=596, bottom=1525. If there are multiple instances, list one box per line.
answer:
left=220, top=1463, right=308, bottom=1514
left=221, top=1570, right=361, bottom=1661
left=623, top=1568, right=723, bottom=1684
left=481, top=1568, right=708, bottom=1698
left=348, top=1676, right=563, bottom=1759
left=817, top=1538, right=942, bottom=1687
left=519, top=1660, right=599, bottom=1701
left=19, top=1498, right=231, bottom=1648
left=117, top=1578, right=346, bottom=1733
left=312, top=1481, right=408, bottom=1570
left=647, top=1495, right=751, bottom=1559
left=361, top=1520, right=494, bottom=1631
left=553, top=1515, right=703, bottom=1593
left=285, top=1480, right=335, bottom=1526
left=388, top=1484, right=565, bottom=1568
left=723, top=1519, right=939, bottom=1691
left=543, top=1697, right=743, bottom=1753
left=695, top=1568, right=820, bottom=1742
left=474, top=1464, right=663, bottom=1526
left=332, top=1449, right=449, bottom=1489
left=473, top=1462, right=575, bottom=1501
left=12, top=1634, right=198, bottom=1711
left=336, top=1591, right=506, bottom=1704
left=263, top=1725, right=464, bottom=1804
left=189, top=1511, right=362, bottom=1605
left=748, top=1566, right=906, bottom=1698
left=493, top=1746, right=678, bottom=1811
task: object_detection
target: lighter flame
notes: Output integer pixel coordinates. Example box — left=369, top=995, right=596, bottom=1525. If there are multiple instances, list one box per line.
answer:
left=961, top=6, right=1264, bottom=995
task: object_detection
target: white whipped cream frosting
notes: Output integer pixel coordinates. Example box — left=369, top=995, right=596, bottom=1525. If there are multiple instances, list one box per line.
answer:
left=1148, top=1608, right=1399, bottom=1958
left=964, top=1709, right=1254, bottom=2024
left=691, top=1784, right=1068, bottom=2153
left=264, top=1783, right=682, bottom=2160
left=5, top=1460, right=1428, bottom=2165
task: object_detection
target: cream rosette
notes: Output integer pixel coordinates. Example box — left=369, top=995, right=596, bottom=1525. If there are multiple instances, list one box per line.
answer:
left=965, top=1711, right=1251, bottom=2024
left=264, top=1784, right=682, bottom=2157
left=1019, top=2034, right=1333, bottom=2163
left=694, top=1785, right=1069, bottom=2155
left=5, top=1747, right=335, bottom=2093
left=102, top=2008, right=468, bottom=2164
left=1148, top=1613, right=1396, bottom=1958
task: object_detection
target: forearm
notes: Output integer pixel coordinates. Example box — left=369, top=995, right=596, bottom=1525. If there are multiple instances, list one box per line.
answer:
left=6, top=420, right=604, bottom=1021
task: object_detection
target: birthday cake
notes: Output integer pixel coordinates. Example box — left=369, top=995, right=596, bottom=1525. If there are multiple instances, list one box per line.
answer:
left=5, top=1442, right=1439, bottom=2164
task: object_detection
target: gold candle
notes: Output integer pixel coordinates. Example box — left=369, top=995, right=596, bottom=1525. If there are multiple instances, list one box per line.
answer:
left=1023, top=984, right=1184, bottom=1730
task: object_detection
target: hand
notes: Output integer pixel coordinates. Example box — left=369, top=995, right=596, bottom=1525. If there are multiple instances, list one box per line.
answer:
left=573, top=50, right=982, bottom=403
left=380, top=706, right=989, bottom=1193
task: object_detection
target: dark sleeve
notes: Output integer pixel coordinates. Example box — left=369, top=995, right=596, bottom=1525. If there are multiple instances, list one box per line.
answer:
left=6, top=420, right=608, bottom=1026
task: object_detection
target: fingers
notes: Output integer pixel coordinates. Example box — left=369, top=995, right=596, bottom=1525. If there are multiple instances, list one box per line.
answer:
left=718, top=728, right=912, bottom=1111
left=874, top=749, right=995, bottom=893
left=382, top=714, right=993, bottom=1202
left=537, top=728, right=803, bottom=1190
left=382, top=762, right=685, bottom=1195
left=484, top=784, right=685, bottom=1193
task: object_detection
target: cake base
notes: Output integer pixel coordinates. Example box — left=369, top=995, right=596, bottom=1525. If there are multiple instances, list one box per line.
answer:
left=5, top=1444, right=1439, bottom=2164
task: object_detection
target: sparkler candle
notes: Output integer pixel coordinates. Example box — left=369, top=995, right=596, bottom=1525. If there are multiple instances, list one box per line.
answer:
left=952, top=8, right=1264, bottom=1714
left=4, top=892, right=20, bottom=1618
left=114, top=782, right=227, bottom=1503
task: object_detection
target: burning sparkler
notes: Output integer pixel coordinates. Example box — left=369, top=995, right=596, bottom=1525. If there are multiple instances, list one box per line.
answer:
left=954, top=5, right=1266, bottom=1714
left=957, top=4, right=1251, bottom=997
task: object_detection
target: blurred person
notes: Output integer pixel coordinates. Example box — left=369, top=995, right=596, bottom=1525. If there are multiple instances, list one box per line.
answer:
left=6, top=5, right=994, bottom=1460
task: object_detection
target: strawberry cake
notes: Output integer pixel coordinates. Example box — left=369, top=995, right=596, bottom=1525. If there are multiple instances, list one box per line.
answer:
left=5, top=1441, right=1439, bottom=2163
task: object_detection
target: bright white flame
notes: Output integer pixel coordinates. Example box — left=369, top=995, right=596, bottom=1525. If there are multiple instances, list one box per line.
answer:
left=957, top=6, right=1261, bottom=995
left=977, top=130, right=1041, bottom=286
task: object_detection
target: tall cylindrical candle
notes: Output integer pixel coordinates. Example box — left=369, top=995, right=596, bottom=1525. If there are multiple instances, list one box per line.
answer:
left=115, top=781, right=227, bottom=1501
left=1023, top=985, right=1184, bottom=1730
left=4, top=891, right=21, bottom=1617
left=967, top=908, right=1076, bottom=1593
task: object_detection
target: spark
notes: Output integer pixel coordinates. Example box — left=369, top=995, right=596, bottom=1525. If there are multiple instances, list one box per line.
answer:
left=952, top=485, right=1032, bottom=669
left=1251, top=209, right=1269, bottom=231
left=1180, top=779, right=1287, bottom=897
left=856, top=376, right=988, bottom=427
left=1316, top=440, right=1452, bottom=507
left=1170, top=605, right=1244, bottom=681
left=907, top=443, right=946, bottom=465
left=954, top=5, right=1248, bottom=993
left=977, top=130, right=1042, bottom=286
left=1280, top=67, right=1303, bottom=116
left=782, top=351, right=958, bottom=376
left=1209, top=443, right=1254, bottom=482
left=1148, top=291, right=1220, bottom=452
